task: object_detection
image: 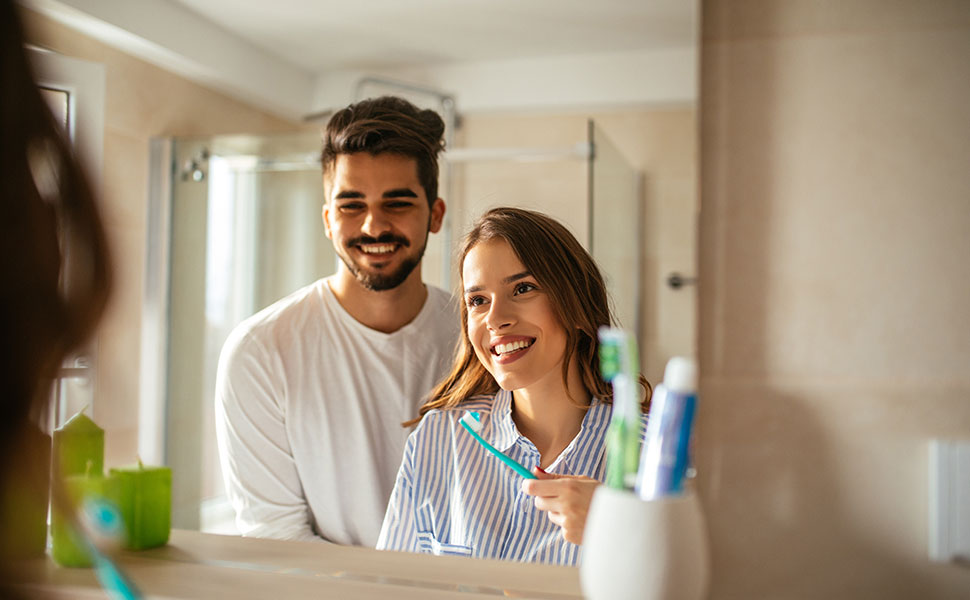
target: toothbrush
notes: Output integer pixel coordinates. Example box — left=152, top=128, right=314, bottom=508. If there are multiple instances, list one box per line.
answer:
left=598, top=326, right=642, bottom=490
left=459, top=411, right=537, bottom=479
left=77, top=496, right=144, bottom=600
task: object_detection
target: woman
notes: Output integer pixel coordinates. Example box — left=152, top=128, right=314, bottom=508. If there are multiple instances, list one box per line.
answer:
left=377, top=207, right=649, bottom=565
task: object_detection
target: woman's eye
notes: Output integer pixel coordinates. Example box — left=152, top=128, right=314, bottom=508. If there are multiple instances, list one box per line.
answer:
left=466, top=295, right=486, bottom=308
left=513, top=282, right=537, bottom=295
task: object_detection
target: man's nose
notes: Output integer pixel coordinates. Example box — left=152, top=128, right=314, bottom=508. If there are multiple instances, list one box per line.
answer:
left=361, top=208, right=391, bottom=236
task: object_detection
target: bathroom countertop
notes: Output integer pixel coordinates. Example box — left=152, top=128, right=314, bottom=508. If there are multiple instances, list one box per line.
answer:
left=12, top=529, right=583, bottom=599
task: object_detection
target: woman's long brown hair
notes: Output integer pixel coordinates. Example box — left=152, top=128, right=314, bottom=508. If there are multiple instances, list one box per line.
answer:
left=1, top=0, right=113, bottom=569
left=407, top=207, right=649, bottom=425
left=1, top=0, right=112, bottom=423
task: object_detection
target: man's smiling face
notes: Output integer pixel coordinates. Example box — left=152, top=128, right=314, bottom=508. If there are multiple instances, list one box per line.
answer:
left=323, top=152, right=444, bottom=291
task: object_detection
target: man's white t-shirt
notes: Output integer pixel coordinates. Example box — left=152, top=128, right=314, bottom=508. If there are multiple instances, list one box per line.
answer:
left=214, top=277, right=460, bottom=546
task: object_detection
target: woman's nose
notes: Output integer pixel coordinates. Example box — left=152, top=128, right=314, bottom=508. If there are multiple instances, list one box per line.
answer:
left=485, top=297, right=515, bottom=331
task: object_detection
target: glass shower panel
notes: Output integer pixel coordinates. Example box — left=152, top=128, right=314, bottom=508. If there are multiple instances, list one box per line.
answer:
left=166, top=131, right=334, bottom=530
left=590, top=122, right=642, bottom=338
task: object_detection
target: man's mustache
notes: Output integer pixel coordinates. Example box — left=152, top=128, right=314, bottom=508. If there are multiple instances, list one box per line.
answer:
left=347, top=233, right=410, bottom=248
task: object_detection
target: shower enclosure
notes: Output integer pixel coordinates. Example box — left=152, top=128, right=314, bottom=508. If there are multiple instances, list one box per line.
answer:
left=143, top=118, right=641, bottom=531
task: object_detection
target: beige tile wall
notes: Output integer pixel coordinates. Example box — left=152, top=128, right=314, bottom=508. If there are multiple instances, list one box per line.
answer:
left=22, top=9, right=300, bottom=469
left=457, top=107, right=698, bottom=385
left=699, top=1, right=970, bottom=597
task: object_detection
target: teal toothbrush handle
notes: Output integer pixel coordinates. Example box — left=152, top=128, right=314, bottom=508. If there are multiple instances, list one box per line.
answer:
left=459, top=420, right=537, bottom=479
left=81, top=498, right=143, bottom=600
left=93, top=554, right=142, bottom=600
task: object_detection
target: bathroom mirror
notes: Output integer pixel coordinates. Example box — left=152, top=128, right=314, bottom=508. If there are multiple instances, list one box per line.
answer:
left=139, top=5, right=699, bottom=534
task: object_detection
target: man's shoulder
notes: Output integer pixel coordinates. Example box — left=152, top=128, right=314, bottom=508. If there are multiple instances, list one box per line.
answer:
left=425, top=284, right=453, bottom=305
left=224, top=278, right=329, bottom=352
left=427, top=285, right=461, bottom=313
left=415, top=284, right=460, bottom=339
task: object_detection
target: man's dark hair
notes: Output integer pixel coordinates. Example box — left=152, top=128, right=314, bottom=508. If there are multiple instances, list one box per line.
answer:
left=321, top=96, right=446, bottom=205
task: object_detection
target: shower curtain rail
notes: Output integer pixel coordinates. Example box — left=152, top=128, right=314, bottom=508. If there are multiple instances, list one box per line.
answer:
left=204, top=141, right=593, bottom=173
left=446, top=142, right=592, bottom=163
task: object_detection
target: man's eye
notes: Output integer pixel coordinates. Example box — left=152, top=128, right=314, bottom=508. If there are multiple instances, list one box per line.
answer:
left=338, top=203, right=364, bottom=212
left=513, top=282, right=537, bottom=295
left=386, top=201, right=414, bottom=209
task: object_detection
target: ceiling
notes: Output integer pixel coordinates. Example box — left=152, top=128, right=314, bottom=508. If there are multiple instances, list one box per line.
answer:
left=26, top=0, right=698, bottom=118
left=170, top=0, right=696, bottom=73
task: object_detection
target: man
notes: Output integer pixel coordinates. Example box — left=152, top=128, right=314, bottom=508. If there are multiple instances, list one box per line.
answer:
left=214, top=96, right=460, bottom=546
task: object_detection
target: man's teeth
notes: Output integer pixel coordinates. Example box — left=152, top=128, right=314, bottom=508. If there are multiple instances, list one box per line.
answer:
left=360, top=244, right=396, bottom=254
left=494, top=339, right=533, bottom=355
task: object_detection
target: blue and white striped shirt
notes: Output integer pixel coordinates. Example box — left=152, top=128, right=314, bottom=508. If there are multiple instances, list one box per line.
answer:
left=377, top=389, right=623, bottom=566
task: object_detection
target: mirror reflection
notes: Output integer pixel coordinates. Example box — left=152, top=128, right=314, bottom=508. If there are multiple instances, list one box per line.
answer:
left=24, top=0, right=698, bottom=554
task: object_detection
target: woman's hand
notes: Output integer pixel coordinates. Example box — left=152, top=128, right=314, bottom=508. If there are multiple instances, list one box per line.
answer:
left=521, top=468, right=599, bottom=545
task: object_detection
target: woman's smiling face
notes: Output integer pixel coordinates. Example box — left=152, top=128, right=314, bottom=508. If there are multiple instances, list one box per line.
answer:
left=462, top=238, right=568, bottom=393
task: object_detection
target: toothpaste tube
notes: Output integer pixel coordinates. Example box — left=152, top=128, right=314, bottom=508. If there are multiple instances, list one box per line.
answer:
left=636, top=356, right=697, bottom=500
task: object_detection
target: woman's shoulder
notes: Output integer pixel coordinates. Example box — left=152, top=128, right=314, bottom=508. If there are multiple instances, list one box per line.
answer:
left=418, top=395, right=495, bottom=429
left=406, top=395, right=495, bottom=465
left=457, top=394, right=495, bottom=414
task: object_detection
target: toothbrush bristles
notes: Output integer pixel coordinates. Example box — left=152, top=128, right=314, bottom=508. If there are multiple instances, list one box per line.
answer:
left=461, top=410, right=483, bottom=432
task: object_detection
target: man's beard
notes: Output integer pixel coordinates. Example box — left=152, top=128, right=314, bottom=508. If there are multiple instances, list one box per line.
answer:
left=338, top=231, right=428, bottom=291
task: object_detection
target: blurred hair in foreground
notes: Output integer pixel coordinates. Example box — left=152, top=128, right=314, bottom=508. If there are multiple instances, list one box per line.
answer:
left=0, top=0, right=113, bottom=587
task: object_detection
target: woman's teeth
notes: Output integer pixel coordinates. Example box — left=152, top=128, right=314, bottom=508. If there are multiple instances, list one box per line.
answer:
left=493, top=339, right=533, bottom=355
